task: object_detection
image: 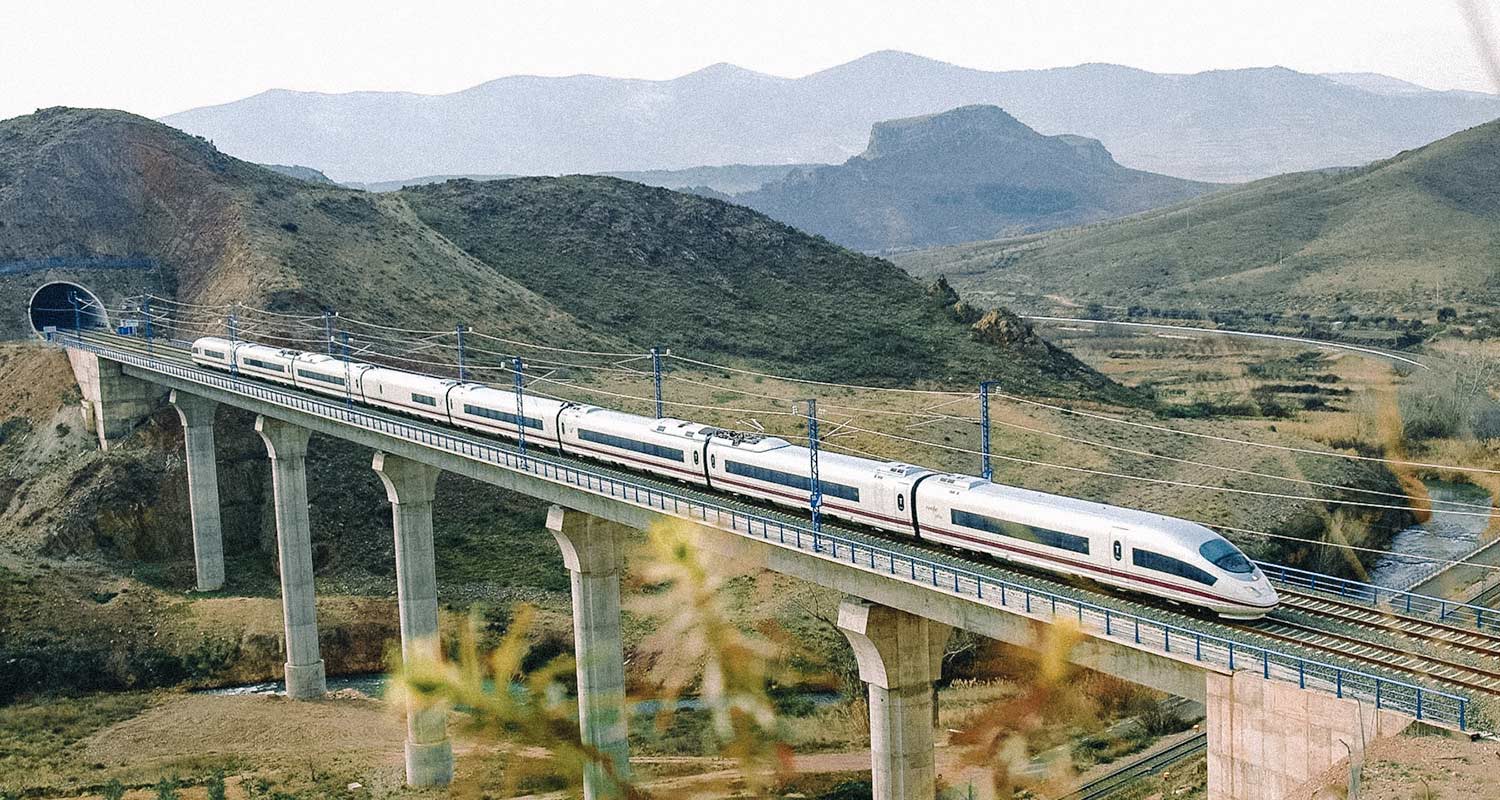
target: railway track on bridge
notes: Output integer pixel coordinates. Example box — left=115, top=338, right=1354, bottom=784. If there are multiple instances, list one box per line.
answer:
left=1278, top=589, right=1500, bottom=660
left=70, top=330, right=1491, bottom=720
left=1236, top=613, right=1500, bottom=697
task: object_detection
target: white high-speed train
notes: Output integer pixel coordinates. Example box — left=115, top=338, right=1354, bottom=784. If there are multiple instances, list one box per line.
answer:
left=192, top=337, right=1279, bottom=619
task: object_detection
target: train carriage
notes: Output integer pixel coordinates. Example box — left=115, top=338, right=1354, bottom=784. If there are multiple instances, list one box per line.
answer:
left=188, top=335, right=1277, bottom=619
left=451, top=384, right=567, bottom=449
left=358, top=368, right=463, bottom=425
left=558, top=409, right=710, bottom=484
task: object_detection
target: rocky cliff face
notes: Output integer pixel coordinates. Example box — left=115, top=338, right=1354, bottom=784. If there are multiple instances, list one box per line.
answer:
left=733, top=105, right=1217, bottom=252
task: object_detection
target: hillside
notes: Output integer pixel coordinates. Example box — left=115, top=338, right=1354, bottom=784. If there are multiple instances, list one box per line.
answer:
left=732, top=105, right=1217, bottom=252
left=0, top=108, right=605, bottom=346
left=398, top=174, right=1129, bottom=393
left=159, top=51, right=1500, bottom=184
left=349, top=164, right=816, bottom=196
left=0, top=107, right=1128, bottom=399
left=895, top=118, right=1500, bottom=314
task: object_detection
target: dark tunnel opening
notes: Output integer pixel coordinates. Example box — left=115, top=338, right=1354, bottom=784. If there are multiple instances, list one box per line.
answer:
left=28, top=282, right=110, bottom=337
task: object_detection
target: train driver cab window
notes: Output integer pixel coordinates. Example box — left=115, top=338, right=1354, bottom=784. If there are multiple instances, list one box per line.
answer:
left=897, top=495, right=905, bottom=511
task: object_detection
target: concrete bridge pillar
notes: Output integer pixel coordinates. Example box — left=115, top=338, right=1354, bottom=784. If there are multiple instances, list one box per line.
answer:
left=837, top=598, right=952, bottom=800
left=547, top=505, right=631, bottom=800
left=66, top=348, right=163, bottom=450
left=169, top=390, right=225, bottom=592
left=372, top=452, right=453, bottom=787
left=1206, top=670, right=1412, bottom=800
left=254, top=415, right=326, bottom=700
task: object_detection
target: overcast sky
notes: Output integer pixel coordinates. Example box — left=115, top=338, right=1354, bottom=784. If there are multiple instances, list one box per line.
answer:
left=3, top=0, right=1496, bottom=121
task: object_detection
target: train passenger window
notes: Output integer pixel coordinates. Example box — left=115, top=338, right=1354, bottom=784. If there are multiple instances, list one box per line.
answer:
left=1132, top=549, right=1217, bottom=586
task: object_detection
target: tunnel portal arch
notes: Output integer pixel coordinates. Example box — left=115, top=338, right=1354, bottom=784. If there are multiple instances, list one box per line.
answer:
left=28, top=281, right=111, bottom=337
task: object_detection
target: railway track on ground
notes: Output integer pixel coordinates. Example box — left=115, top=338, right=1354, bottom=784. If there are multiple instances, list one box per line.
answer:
left=1060, top=733, right=1207, bottom=800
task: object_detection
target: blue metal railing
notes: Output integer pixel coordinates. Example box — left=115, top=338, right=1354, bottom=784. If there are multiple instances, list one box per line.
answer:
left=1258, top=560, right=1496, bottom=633
left=56, top=333, right=1475, bottom=731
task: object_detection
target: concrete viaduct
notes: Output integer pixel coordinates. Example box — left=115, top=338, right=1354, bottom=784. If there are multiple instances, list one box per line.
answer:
left=57, top=333, right=1452, bottom=800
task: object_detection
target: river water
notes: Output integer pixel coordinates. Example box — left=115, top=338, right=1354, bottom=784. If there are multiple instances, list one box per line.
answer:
left=1365, top=479, right=1496, bottom=590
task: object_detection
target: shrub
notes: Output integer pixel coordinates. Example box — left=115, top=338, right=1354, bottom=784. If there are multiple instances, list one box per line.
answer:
left=102, top=780, right=126, bottom=800
left=206, top=771, right=226, bottom=800
left=154, top=777, right=178, bottom=800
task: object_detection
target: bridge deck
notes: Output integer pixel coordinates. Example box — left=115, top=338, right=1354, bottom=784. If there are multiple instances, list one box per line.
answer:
left=55, top=330, right=1478, bottom=731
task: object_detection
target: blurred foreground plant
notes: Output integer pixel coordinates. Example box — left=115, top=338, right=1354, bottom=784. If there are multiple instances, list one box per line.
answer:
left=391, top=603, right=641, bottom=798
left=389, top=518, right=796, bottom=798
left=950, top=621, right=1105, bottom=796
left=632, top=520, right=795, bottom=793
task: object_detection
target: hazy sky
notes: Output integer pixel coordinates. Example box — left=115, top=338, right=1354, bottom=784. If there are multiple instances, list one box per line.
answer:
left=3, top=0, right=1496, bottom=121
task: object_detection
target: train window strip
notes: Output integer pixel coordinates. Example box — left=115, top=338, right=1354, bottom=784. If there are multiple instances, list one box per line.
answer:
left=296, top=368, right=346, bottom=386
left=204, top=349, right=227, bottom=360
left=1132, top=549, right=1219, bottom=586
left=411, top=393, right=437, bottom=407
left=949, top=509, right=1090, bottom=554
left=724, top=460, right=860, bottom=502
left=243, top=357, right=286, bottom=373
left=1199, top=539, right=1255, bottom=574
left=578, top=429, right=684, bottom=462
left=465, top=404, right=543, bottom=430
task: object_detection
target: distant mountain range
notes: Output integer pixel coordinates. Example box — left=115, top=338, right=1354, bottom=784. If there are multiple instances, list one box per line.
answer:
left=730, top=105, right=1217, bottom=252
left=160, top=51, right=1500, bottom=184
left=895, top=118, right=1500, bottom=313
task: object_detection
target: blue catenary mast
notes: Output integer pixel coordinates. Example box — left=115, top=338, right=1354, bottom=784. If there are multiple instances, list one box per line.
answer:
left=979, top=381, right=994, bottom=481
left=69, top=291, right=81, bottom=343
left=651, top=347, right=664, bottom=419
left=341, top=331, right=352, bottom=408
left=143, top=296, right=153, bottom=354
left=456, top=324, right=468, bottom=381
left=513, top=356, right=527, bottom=457
left=228, top=315, right=239, bottom=376
left=806, top=398, right=822, bottom=543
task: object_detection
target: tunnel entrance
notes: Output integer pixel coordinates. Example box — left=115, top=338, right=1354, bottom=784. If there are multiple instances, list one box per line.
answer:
left=28, top=281, right=110, bottom=337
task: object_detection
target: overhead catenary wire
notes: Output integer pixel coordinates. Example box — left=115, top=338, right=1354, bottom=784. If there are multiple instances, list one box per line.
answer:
left=134, top=294, right=1500, bottom=480
left=117, top=301, right=1500, bottom=569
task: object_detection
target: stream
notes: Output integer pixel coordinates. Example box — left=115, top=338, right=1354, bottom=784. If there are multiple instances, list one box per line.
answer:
left=1365, top=479, right=1495, bottom=590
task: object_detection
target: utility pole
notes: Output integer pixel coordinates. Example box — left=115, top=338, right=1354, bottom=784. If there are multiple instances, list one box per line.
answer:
left=323, top=310, right=334, bottom=356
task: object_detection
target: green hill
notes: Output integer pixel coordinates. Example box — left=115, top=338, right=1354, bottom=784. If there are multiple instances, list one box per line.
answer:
left=733, top=105, right=1218, bottom=252
left=895, top=118, right=1500, bottom=314
left=400, top=174, right=1130, bottom=395
left=0, top=107, right=1126, bottom=400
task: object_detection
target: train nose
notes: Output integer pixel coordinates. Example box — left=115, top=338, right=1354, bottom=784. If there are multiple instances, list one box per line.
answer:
left=1240, top=579, right=1279, bottom=606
